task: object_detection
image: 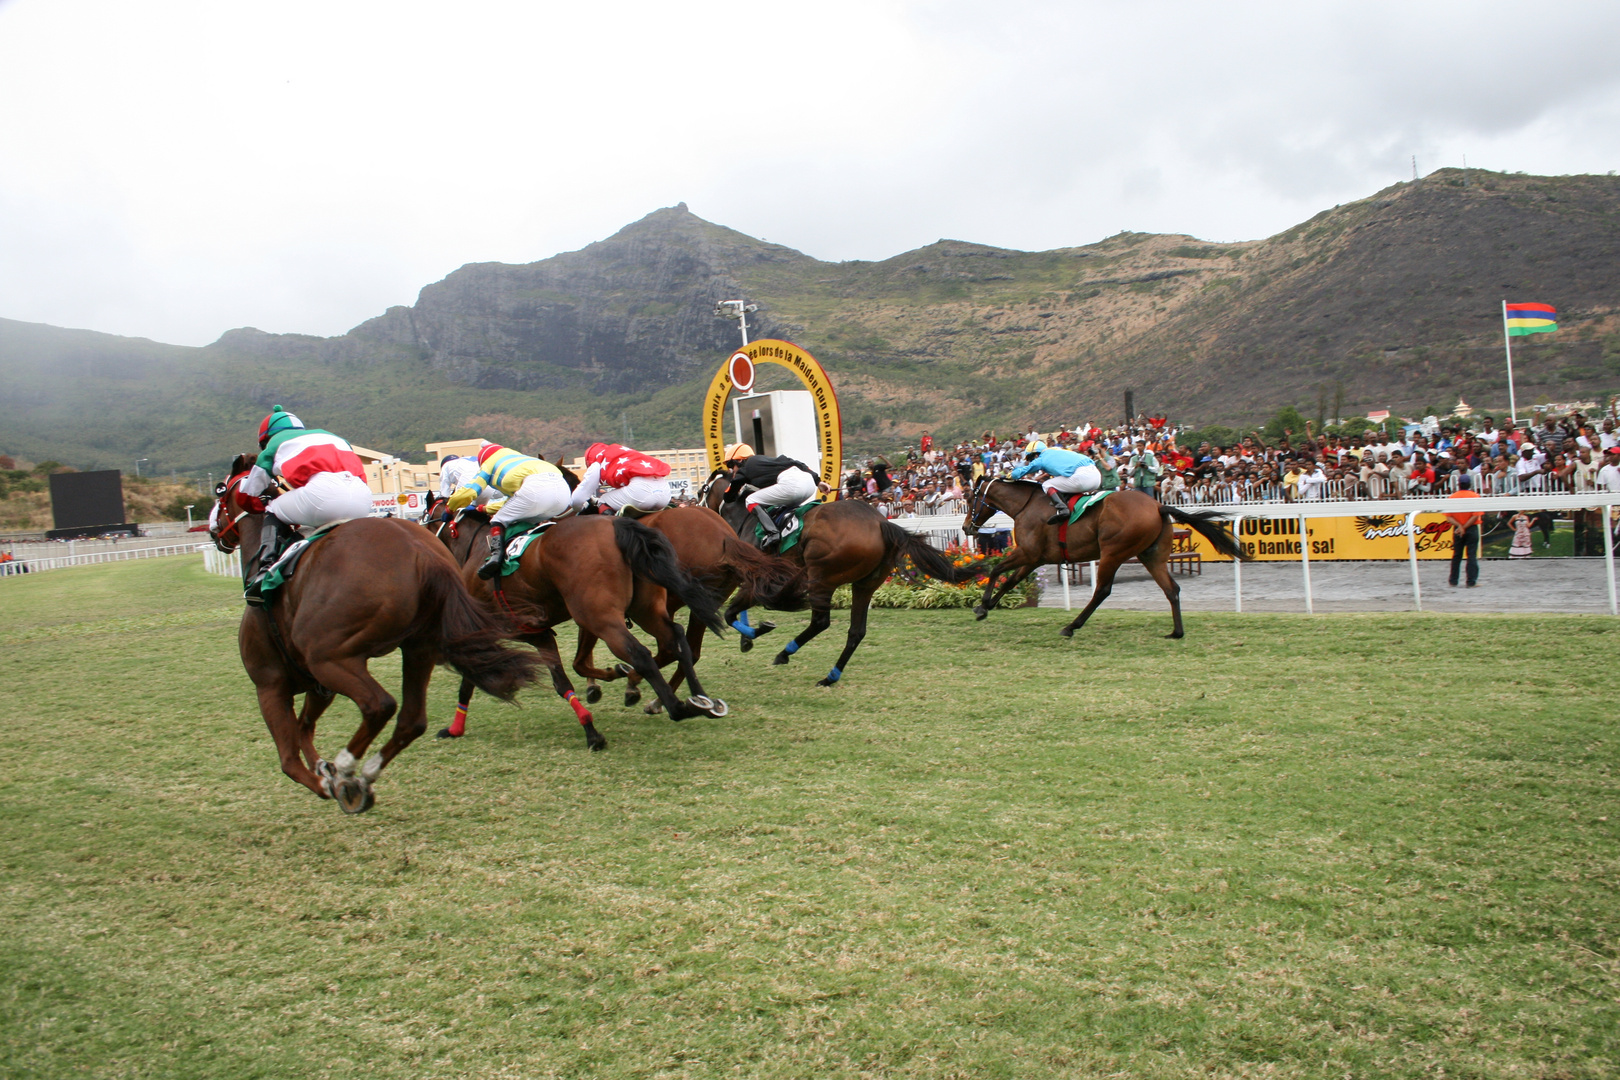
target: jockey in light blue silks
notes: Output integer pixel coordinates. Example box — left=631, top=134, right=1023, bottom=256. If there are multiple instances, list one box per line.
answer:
left=1009, top=440, right=1103, bottom=523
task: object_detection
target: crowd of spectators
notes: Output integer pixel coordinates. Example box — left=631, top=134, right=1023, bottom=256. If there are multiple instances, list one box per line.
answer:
left=839, top=408, right=1620, bottom=516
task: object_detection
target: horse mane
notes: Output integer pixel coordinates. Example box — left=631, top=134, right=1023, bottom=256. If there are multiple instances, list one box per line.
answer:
left=230, top=451, right=256, bottom=475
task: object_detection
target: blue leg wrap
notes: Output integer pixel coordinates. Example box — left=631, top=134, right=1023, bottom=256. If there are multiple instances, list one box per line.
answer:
left=825, top=667, right=842, bottom=683
left=731, top=618, right=756, bottom=639
left=783, top=640, right=800, bottom=655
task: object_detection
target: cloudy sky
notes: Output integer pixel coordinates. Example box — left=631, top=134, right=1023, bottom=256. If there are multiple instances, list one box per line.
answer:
left=3, top=0, right=1617, bottom=346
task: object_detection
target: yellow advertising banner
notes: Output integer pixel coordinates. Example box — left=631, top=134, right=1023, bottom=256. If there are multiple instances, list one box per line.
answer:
left=1178, top=511, right=1460, bottom=561
left=702, top=339, right=843, bottom=498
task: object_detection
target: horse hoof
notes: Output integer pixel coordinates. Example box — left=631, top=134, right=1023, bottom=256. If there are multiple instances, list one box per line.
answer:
left=815, top=677, right=837, bottom=688
left=973, top=606, right=988, bottom=621
left=613, top=662, right=634, bottom=677
left=584, top=685, right=603, bottom=705
left=687, top=695, right=714, bottom=712
left=315, top=759, right=337, bottom=781
left=644, top=700, right=664, bottom=716
left=588, top=738, right=607, bottom=752
left=705, top=698, right=729, bottom=718
left=435, top=726, right=462, bottom=739
left=1059, top=627, right=1074, bottom=638
left=585, top=727, right=607, bottom=752
left=334, top=776, right=374, bottom=815
left=739, top=636, right=754, bottom=654
left=755, top=621, right=777, bottom=637
left=773, top=651, right=792, bottom=666
left=624, top=688, right=642, bottom=707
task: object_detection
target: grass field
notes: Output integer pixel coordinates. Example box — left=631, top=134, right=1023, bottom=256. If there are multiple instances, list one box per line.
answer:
left=2, top=558, right=1617, bottom=1079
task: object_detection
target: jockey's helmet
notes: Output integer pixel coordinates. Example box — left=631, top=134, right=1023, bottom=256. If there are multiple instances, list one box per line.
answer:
left=1025, top=440, right=1047, bottom=457
left=477, top=443, right=504, bottom=465
left=257, top=405, right=305, bottom=448
left=723, top=442, right=755, bottom=464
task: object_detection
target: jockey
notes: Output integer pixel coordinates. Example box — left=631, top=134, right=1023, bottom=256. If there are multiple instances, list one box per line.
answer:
left=1008, top=440, right=1103, bottom=523
left=437, top=453, right=479, bottom=501
left=721, top=443, right=822, bottom=546
left=239, top=405, right=373, bottom=605
left=445, top=443, right=570, bottom=579
left=569, top=442, right=673, bottom=516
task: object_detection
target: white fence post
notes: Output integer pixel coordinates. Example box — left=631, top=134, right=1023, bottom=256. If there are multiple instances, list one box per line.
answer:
left=1299, top=515, right=1313, bottom=615
left=1406, top=512, right=1422, bottom=612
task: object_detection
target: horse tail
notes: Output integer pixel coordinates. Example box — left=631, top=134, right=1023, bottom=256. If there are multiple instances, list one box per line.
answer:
left=719, top=537, right=809, bottom=611
left=1162, top=505, right=1249, bottom=561
left=878, top=520, right=984, bottom=583
left=613, top=518, right=728, bottom=636
left=418, top=558, right=541, bottom=701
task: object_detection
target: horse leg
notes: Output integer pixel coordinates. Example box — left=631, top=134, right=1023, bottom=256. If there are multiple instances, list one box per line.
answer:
left=774, top=587, right=834, bottom=666
left=817, top=579, right=878, bottom=687
left=1061, top=555, right=1124, bottom=638
left=1143, top=551, right=1185, bottom=639
left=304, top=657, right=398, bottom=814
left=347, top=646, right=435, bottom=802
left=295, top=688, right=335, bottom=772
left=647, top=607, right=722, bottom=717
left=583, top=615, right=700, bottom=722
left=256, top=682, right=328, bottom=798
left=528, top=629, right=605, bottom=751
left=980, top=563, right=1036, bottom=613
left=436, top=675, right=476, bottom=739
left=574, top=628, right=604, bottom=705
left=973, top=562, right=1009, bottom=620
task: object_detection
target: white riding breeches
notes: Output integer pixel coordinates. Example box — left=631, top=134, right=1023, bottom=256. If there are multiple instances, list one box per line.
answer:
left=270, top=472, right=374, bottom=528
left=489, top=470, right=571, bottom=527
left=601, top=475, right=672, bottom=513
left=1042, top=465, right=1102, bottom=496
left=744, top=467, right=819, bottom=509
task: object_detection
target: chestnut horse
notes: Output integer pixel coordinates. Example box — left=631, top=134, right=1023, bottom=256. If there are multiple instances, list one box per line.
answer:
left=574, top=505, right=808, bottom=712
left=962, top=477, right=1246, bottom=638
left=429, top=505, right=728, bottom=750
left=703, top=470, right=984, bottom=686
left=210, top=455, right=540, bottom=813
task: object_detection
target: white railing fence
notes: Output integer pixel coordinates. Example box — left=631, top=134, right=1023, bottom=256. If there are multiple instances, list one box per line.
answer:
left=1161, top=471, right=1611, bottom=506
left=0, top=542, right=212, bottom=576
left=202, top=547, right=241, bottom=578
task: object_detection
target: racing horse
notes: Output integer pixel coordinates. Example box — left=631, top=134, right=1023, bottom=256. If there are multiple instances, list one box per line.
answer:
left=210, top=454, right=540, bottom=814
left=429, top=504, right=729, bottom=750
left=702, top=469, right=985, bottom=686
left=962, top=477, right=1247, bottom=638
left=572, top=504, right=808, bottom=712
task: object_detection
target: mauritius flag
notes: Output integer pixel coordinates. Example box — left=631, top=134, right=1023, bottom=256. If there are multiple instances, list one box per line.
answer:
left=1504, top=302, right=1557, bottom=336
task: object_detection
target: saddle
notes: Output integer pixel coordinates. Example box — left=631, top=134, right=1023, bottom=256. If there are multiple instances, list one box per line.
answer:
left=752, top=502, right=815, bottom=554
left=496, top=519, right=555, bottom=578
left=257, top=520, right=346, bottom=598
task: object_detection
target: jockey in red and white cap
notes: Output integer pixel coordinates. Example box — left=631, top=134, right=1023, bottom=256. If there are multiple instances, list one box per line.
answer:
left=239, top=405, right=373, bottom=604
left=568, top=442, right=673, bottom=515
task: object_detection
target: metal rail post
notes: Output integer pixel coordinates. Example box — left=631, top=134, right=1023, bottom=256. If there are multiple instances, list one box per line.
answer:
left=1299, top=515, right=1313, bottom=614
left=1232, top=515, right=1243, bottom=613
left=1406, top=512, right=1422, bottom=612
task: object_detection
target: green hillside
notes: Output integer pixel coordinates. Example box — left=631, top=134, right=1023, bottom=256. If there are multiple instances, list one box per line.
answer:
left=2, top=170, right=1617, bottom=475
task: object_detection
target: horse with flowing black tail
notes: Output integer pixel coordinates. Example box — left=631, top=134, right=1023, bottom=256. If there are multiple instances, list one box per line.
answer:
left=962, top=477, right=1247, bottom=638
left=429, top=504, right=729, bottom=749
left=573, top=504, right=808, bottom=713
left=210, top=454, right=541, bottom=813
left=703, top=469, right=985, bottom=687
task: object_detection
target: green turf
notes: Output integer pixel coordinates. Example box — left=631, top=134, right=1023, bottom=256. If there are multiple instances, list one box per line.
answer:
left=1, top=558, right=1616, bottom=1079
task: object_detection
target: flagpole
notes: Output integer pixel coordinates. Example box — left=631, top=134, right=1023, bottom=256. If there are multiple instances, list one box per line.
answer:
left=1501, top=300, right=1517, bottom=425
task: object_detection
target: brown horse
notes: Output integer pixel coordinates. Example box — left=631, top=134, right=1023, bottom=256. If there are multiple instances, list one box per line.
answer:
left=210, top=455, right=540, bottom=813
left=703, top=469, right=984, bottom=686
left=429, top=504, right=728, bottom=749
left=962, top=477, right=1246, bottom=638
left=573, top=504, right=807, bottom=712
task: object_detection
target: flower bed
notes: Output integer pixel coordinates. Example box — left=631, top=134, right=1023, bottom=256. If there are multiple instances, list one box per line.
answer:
left=829, top=545, right=1037, bottom=610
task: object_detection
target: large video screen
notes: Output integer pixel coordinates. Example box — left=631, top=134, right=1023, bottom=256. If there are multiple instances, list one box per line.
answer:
left=48, top=470, right=127, bottom=530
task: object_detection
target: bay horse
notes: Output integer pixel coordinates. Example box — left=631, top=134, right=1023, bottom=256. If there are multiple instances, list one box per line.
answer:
left=573, top=505, right=807, bottom=712
left=962, top=477, right=1246, bottom=638
left=428, top=503, right=728, bottom=750
left=702, top=469, right=984, bottom=686
left=210, top=454, right=540, bottom=814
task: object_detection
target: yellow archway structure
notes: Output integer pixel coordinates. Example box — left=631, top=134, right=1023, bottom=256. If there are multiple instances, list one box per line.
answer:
left=702, top=339, right=842, bottom=497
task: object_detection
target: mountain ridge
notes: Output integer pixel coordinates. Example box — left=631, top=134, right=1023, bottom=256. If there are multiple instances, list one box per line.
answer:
left=2, top=170, right=1617, bottom=474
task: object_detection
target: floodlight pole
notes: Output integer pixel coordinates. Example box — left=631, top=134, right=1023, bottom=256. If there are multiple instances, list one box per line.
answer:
left=184, top=505, right=194, bottom=528
left=715, top=300, right=757, bottom=347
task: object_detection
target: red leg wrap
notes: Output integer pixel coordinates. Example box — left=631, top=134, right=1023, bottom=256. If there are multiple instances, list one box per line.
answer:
left=564, top=690, right=592, bottom=725
left=447, top=703, right=467, bottom=738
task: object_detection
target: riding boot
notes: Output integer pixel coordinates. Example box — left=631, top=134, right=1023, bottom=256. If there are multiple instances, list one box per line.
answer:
left=476, top=525, right=507, bottom=580
left=1046, top=490, right=1072, bottom=525
left=752, top=504, right=781, bottom=547
left=244, top=516, right=295, bottom=606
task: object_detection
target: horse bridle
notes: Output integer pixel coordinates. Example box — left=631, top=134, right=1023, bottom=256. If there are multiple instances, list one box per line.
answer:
left=209, top=471, right=265, bottom=553
left=963, top=476, right=1040, bottom=536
